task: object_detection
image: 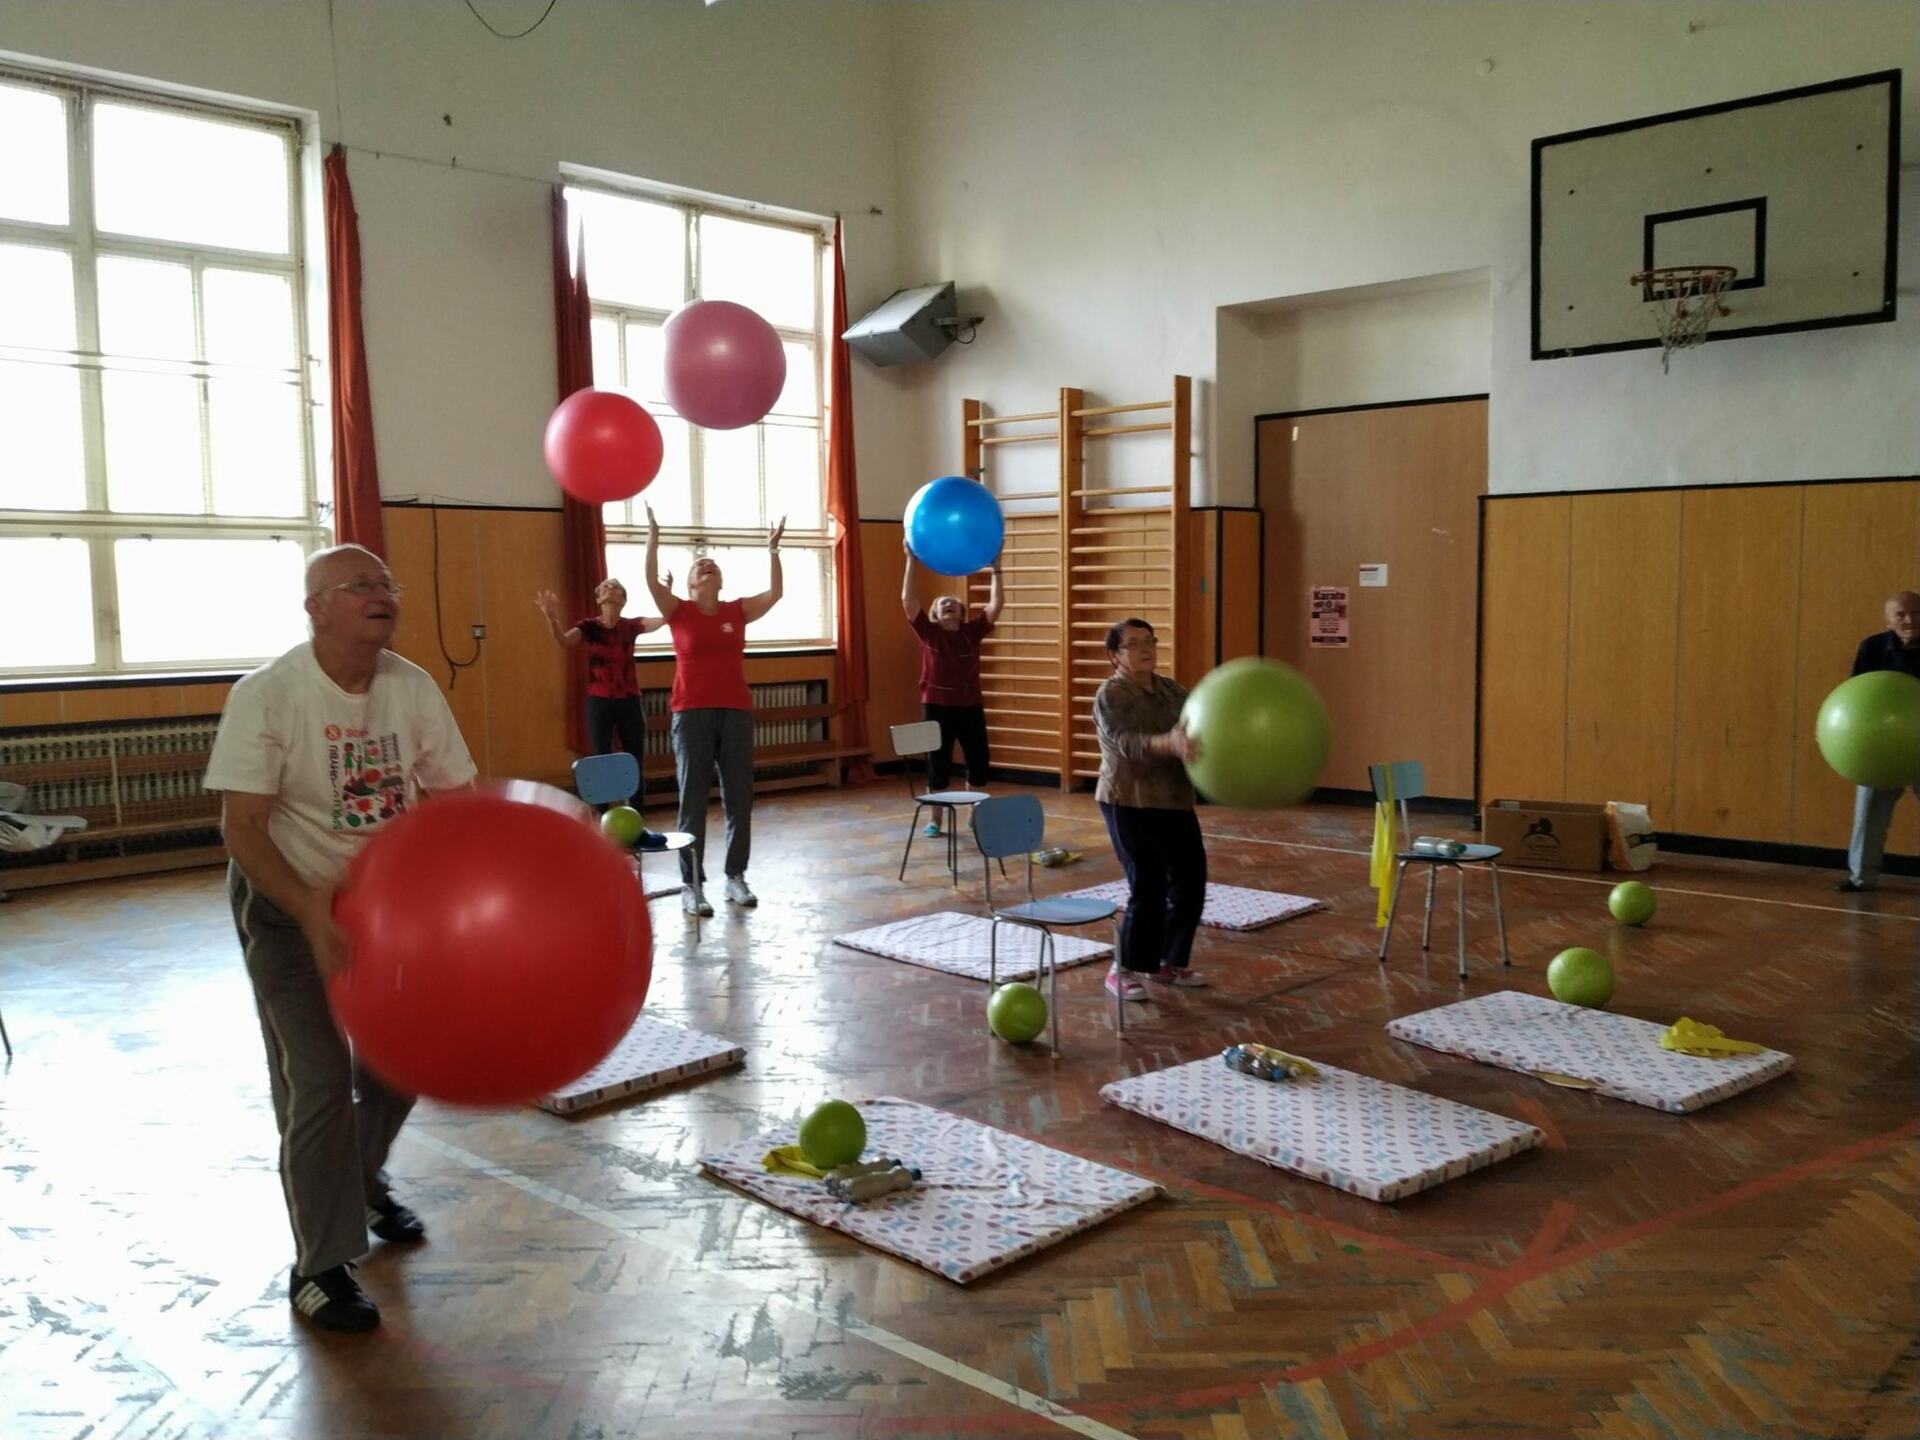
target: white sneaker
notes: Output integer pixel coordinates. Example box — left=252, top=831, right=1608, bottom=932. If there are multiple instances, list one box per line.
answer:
left=683, top=886, right=713, bottom=917
left=724, top=875, right=758, bottom=907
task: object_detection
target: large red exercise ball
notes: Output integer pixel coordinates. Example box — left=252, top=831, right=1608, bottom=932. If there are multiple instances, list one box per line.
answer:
left=904, top=475, right=1006, bottom=576
left=1815, top=670, right=1920, bottom=790
left=329, top=783, right=652, bottom=1106
left=661, top=299, right=787, bottom=430
left=1179, top=657, right=1331, bottom=808
left=543, top=389, right=663, bottom=504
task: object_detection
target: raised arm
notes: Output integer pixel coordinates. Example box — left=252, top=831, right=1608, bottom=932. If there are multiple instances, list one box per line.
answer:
left=900, top=532, right=921, bottom=622
left=642, top=506, right=679, bottom=619
left=982, top=558, right=1004, bottom=625
left=739, top=517, right=786, bottom=625
left=535, top=590, right=582, bottom=648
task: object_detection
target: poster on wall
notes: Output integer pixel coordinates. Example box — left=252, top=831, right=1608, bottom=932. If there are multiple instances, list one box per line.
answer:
left=1310, top=586, right=1349, bottom=648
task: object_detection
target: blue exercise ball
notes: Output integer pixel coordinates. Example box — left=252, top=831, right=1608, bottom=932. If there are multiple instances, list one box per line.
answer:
left=904, top=476, right=1005, bottom=576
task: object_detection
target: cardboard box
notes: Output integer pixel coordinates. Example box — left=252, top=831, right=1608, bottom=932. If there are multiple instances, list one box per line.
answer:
left=1482, top=799, right=1610, bottom=871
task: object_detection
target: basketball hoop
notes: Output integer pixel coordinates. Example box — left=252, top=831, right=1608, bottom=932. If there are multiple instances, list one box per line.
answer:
left=1630, top=264, right=1736, bottom=372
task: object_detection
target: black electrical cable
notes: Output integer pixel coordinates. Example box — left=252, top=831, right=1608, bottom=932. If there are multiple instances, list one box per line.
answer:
left=429, top=503, right=483, bottom=688
left=462, top=0, right=559, bottom=41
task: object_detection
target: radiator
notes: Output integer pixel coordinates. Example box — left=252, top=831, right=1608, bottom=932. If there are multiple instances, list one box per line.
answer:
left=636, top=680, right=829, bottom=787
left=0, top=716, right=224, bottom=878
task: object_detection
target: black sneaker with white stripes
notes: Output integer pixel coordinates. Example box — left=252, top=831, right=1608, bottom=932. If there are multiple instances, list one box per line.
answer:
left=289, top=1263, right=380, bottom=1332
left=366, top=1194, right=426, bottom=1244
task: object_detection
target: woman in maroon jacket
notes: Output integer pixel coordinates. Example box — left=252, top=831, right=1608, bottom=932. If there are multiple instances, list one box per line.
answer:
left=901, top=537, right=1002, bottom=835
left=536, top=576, right=667, bottom=813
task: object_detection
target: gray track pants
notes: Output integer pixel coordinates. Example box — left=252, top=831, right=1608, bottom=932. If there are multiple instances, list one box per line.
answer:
left=1849, top=784, right=1920, bottom=886
left=229, top=864, right=413, bottom=1276
left=672, top=707, right=754, bottom=886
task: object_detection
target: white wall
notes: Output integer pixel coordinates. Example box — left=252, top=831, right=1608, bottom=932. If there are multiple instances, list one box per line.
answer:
left=0, top=0, right=907, bottom=510
left=1216, top=276, right=1492, bottom=491
left=885, top=0, right=1920, bottom=509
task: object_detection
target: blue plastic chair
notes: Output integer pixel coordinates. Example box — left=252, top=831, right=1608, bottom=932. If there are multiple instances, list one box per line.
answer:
left=970, top=794, right=1122, bottom=1048
left=572, top=751, right=641, bottom=808
left=573, top=752, right=698, bottom=938
left=1370, top=761, right=1510, bottom=979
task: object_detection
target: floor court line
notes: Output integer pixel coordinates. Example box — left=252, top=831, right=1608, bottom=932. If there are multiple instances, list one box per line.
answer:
left=1194, top=829, right=1920, bottom=923
left=403, top=1129, right=1141, bottom=1440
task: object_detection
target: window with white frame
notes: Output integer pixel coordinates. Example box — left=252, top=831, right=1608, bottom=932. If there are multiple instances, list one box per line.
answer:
left=0, top=69, right=319, bottom=676
left=565, top=182, right=833, bottom=649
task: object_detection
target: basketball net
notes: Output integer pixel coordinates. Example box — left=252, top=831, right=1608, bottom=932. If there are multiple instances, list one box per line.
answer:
left=1631, top=265, right=1736, bottom=373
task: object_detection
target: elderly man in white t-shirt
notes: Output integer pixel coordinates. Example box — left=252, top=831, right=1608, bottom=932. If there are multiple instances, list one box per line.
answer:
left=204, top=543, right=476, bottom=1333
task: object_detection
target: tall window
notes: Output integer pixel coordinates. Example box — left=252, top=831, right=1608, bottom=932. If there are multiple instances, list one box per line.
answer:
left=566, top=183, right=832, bottom=649
left=0, top=69, right=318, bottom=676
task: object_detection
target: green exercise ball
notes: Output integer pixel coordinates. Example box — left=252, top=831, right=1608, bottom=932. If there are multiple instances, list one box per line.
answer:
left=1816, top=670, right=1920, bottom=790
left=599, top=805, right=644, bottom=846
left=1546, top=947, right=1614, bottom=1009
left=798, top=1099, right=866, bottom=1169
left=988, top=983, right=1048, bottom=1044
left=1180, top=657, right=1331, bottom=809
left=1608, top=880, right=1656, bottom=926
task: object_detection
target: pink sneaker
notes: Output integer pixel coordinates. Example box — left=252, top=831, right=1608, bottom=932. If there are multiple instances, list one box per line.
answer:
left=1104, top=967, right=1150, bottom=1002
left=1144, top=969, right=1207, bottom=989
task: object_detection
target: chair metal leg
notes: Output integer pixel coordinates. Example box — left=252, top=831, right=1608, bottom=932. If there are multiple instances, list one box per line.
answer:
left=988, top=918, right=999, bottom=990
left=1420, top=866, right=1437, bottom=950
left=0, top=1005, right=11, bottom=1060
left=946, top=807, right=959, bottom=886
left=1377, top=860, right=1410, bottom=963
left=1046, top=929, right=1060, bottom=1054
left=1455, top=863, right=1469, bottom=980
left=1489, top=862, right=1512, bottom=966
left=899, top=803, right=924, bottom=882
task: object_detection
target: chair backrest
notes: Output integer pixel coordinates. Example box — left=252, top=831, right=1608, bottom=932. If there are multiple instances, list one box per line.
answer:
left=1367, top=760, right=1426, bottom=805
left=891, top=721, right=942, bottom=760
left=573, top=752, right=640, bottom=807
left=970, top=793, right=1045, bottom=861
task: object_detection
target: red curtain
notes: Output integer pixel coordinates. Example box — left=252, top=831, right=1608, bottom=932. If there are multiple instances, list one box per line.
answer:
left=323, top=145, right=385, bottom=556
left=826, top=218, right=874, bottom=785
left=551, top=187, right=606, bottom=754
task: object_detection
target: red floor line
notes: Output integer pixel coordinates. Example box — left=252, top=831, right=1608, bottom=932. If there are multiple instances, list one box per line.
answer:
left=1056, top=1120, right=1919, bottom=1419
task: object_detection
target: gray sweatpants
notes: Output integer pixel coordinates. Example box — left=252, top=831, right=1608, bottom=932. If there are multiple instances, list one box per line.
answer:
left=1849, top=784, right=1920, bottom=886
left=229, top=864, right=414, bottom=1276
left=672, top=707, right=754, bottom=885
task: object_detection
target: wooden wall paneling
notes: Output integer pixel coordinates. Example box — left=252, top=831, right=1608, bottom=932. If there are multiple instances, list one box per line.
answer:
left=1219, top=511, right=1262, bottom=662
left=383, top=504, right=491, bottom=774
left=474, top=507, right=572, bottom=785
left=0, top=681, right=234, bottom=731
left=0, top=690, right=65, bottom=728
left=1791, top=480, right=1920, bottom=849
left=1193, top=512, right=1220, bottom=669
left=58, top=686, right=171, bottom=723
left=1672, top=485, right=1804, bottom=841
left=1563, top=491, right=1682, bottom=821
left=1259, top=400, right=1485, bottom=796
left=1477, top=495, right=1571, bottom=806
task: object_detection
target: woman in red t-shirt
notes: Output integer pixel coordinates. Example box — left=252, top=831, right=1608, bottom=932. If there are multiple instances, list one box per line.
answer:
left=642, top=505, right=785, bottom=916
left=901, top=538, right=1002, bottom=835
left=535, top=575, right=668, bottom=772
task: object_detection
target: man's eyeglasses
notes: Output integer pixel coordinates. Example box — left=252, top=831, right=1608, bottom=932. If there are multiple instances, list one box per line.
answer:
left=315, top=578, right=404, bottom=600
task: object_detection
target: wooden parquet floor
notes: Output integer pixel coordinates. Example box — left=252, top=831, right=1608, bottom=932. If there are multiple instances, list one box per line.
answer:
left=3, top=786, right=1916, bottom=1439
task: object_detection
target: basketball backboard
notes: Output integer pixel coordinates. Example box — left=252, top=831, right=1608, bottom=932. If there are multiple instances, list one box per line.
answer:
left=1532, top=70, right=1899, bottom=359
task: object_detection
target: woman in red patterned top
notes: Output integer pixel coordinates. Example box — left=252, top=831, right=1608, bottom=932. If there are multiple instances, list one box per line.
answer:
left=535, top=577, right=668, bottom=828
left=642, top=504, right=785, bottom=917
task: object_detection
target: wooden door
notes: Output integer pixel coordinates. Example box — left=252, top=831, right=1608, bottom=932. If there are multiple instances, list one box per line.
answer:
left=1258, top=398, right=1486, bottom=797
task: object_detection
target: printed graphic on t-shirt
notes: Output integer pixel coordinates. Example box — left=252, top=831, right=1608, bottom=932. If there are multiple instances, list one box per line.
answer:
left=325, top=724, right=409, bottom=831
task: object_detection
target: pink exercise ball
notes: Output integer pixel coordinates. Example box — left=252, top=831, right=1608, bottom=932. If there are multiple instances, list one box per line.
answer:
left=662, top=300, right=787, bottom=431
